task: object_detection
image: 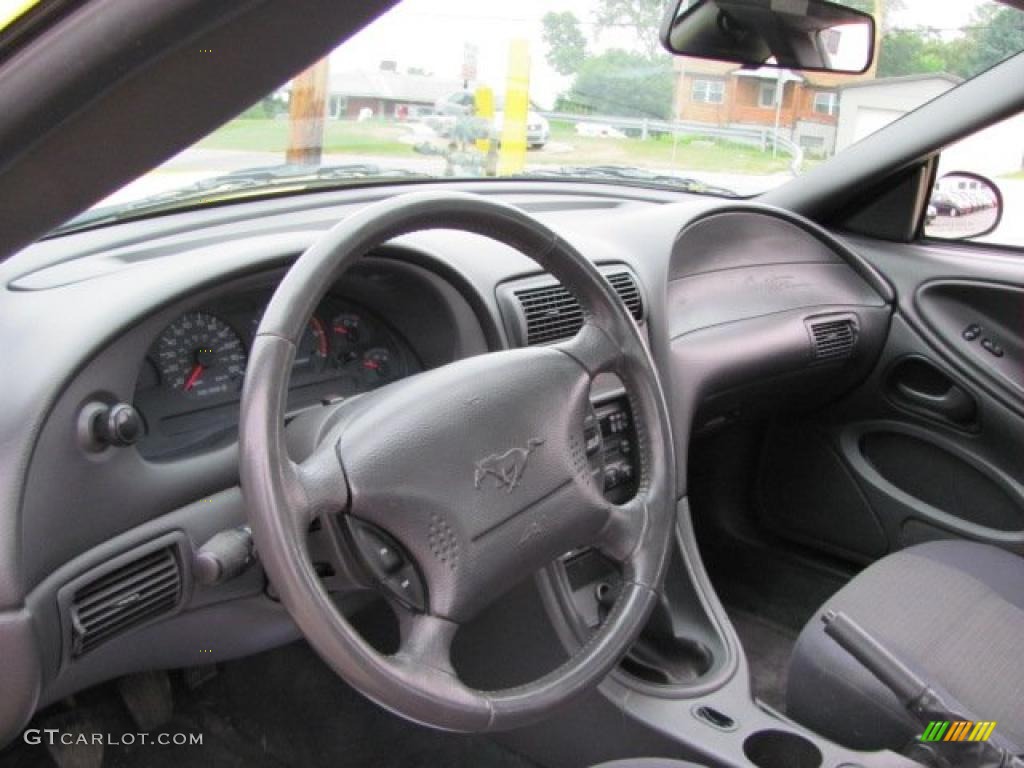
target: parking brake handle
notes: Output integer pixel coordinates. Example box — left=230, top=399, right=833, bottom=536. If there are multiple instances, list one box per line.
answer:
left=822, top=610, right=1023, bottom=768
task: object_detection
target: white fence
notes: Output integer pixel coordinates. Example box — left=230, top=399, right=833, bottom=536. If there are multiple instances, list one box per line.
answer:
left=539, top=111, right=805, bottom=173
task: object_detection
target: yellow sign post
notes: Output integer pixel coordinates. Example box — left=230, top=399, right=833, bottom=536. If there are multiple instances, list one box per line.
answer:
left=497, top=40, right=530, bottom=176
left=474, top=85, right=495, bottom=154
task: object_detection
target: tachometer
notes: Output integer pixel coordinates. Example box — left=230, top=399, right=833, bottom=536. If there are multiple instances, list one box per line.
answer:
left=155, top=312, right=246, bottom=399
left=295, top=316, right=329, bottom=373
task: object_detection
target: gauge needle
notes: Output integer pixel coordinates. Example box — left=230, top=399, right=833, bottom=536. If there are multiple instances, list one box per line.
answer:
left=183, top=363, right=205, bottom=391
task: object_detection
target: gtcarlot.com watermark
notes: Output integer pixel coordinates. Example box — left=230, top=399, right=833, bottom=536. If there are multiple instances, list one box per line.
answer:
left=24, top=729, right=202, bottom=746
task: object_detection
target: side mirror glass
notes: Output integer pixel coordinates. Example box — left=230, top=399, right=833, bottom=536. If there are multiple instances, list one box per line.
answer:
left=924, top=172, right=1004, bottom=241
left=660, top=0, right=875, bottom=74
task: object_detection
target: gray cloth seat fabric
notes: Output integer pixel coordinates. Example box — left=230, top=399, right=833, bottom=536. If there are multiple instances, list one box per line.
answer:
left=787, top=540, right=1024, bottom=753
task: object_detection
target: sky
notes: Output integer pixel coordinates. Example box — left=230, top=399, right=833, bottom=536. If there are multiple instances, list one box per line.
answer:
left=328, top=0, right=599, bottom=108
left=326, top=0, right=1000, bottom=109
left=888, top=0, right=985, bottom=34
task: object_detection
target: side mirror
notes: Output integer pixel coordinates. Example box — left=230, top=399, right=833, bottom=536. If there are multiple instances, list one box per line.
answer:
left=660, top=0, right=876, bottom=75
left=924, top=172, right=1003, bottom=241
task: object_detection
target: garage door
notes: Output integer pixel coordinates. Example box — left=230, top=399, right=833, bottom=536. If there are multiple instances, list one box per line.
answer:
left=852, top=106, right=905, bottom=143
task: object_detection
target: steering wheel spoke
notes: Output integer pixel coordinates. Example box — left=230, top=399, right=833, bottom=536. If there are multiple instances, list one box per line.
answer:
left=395, top=610, right=460, bottom=675
left=291, top=442, right=350, bottom=525
left=555, top=321, right=622, bottom=378
left=595, top=495, right=649, bottom=567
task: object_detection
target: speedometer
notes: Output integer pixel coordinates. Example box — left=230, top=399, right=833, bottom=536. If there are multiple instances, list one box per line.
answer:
left=155, top=312, right=246, bottom=399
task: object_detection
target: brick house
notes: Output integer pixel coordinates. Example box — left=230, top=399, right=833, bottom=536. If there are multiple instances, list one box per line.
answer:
left=326, top=67, right=466, bottom=120
left=672, top=56, right=873, bottom=157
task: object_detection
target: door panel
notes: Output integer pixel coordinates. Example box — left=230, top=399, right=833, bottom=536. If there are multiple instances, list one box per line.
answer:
left=916, top=281, right=1024, bottom=402
left=756, top=237, right=1024, bottom=562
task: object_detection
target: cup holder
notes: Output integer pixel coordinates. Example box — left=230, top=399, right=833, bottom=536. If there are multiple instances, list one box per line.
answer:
left=743, top=730, right=822, bottom=768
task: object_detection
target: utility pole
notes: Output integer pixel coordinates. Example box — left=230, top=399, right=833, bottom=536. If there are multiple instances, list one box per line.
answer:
left=286, top=58, right=329, bottom=166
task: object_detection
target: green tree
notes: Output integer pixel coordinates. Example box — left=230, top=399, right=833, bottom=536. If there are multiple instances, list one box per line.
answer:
left=542, top=11, right=588, bottom=76
left=561, top=50, right=674, bottom=118
left=877, top=28, right=950, bottom=77
left=874, top=5, right=1024, bottom=80
left=962, top=5, right=1024, bottom=77
left=592, top=0, right=664, bottom=60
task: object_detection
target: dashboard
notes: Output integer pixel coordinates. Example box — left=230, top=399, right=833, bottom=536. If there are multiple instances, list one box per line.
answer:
left=135, top=289, right=419, bottom=458
left=0, top=183, right=893, bottom=743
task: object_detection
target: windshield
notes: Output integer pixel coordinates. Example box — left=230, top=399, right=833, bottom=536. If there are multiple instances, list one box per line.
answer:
left=60, top=0, right=1024, bottom=232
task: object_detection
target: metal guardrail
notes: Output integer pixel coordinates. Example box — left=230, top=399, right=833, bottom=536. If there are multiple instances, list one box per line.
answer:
left=539, top=111, right=804, bottom=173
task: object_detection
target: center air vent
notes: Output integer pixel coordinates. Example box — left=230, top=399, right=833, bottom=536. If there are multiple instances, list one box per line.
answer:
left=507, top=269, right=644, bottom=346
left=808, top=316, right=858, bottom=362
left=61, top=537, right=186, bottom=659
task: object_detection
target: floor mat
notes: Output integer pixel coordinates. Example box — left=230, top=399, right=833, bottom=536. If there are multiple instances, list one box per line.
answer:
left=1, top=642, right=538, bottom=768
left=726, top=609, right=798, bottom=713
left=702, top=541, right=850, bottom=634
left=697, top=522, right=852, bottom=714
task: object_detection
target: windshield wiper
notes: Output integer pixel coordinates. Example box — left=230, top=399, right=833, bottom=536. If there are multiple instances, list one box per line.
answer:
left=52, top=163, right=433, bottom=235
left=518, top=165, right=739, bottom=198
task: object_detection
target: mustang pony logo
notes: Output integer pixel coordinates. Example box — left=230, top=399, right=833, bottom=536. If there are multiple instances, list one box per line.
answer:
left=474, top=438, right=545, bottom=492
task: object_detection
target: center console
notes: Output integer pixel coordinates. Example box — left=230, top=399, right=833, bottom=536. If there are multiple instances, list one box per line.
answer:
left=561, top=393, right=729, bottom=689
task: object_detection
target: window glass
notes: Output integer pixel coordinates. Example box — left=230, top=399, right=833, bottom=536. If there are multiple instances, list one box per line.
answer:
left=0, top=0, right=40, bottom=35
left=692, top=79, right=724, bottom=105
left=49, top=0, right=1024, bottom=235
left=813, top=92, right=838, bottom=116
left=927, top=112, right=1024, bottom=248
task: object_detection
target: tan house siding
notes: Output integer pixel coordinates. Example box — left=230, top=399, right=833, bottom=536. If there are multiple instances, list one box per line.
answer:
left=671, top=41, right=873, bottom=120
left=676, top=73, right=730, bottom=124
left=729, top=78, right=799, bottom=127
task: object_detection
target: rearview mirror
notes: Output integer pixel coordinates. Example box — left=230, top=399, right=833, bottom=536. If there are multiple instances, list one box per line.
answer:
left=660, top=0, right=876, bottom=75
left=924, top=172, right=1003, bottom=242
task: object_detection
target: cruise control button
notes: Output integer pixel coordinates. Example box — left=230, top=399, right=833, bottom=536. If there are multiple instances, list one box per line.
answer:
left=384, top=566, right=426, bottom=612
left=376, top=543, right=403, bottom=574
left=350, top=521, right=406, bottom=577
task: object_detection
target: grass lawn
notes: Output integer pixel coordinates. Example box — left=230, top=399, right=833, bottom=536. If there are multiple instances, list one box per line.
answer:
left=198, top=118, right=413, bottom=157
left=199, top=117, right=801, bottom=176
left=537, top=120, right=799, bottom=175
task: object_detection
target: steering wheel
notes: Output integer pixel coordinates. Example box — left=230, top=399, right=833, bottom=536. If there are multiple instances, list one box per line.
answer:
left=239, top=191, right=676, bottom=732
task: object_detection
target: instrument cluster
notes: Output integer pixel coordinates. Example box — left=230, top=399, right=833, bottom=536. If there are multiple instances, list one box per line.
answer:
left=133, top=291, right=418, bottom=458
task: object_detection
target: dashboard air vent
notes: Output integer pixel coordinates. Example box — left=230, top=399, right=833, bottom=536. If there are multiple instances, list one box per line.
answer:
left=68, top=544, right=183, bottom=658
left=513, top=270, right=644, bottom=346
left=809, top=317, right=857, bottom=362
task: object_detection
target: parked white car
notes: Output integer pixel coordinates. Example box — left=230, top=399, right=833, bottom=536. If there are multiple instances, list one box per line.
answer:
left=430, top=90, right=550, bottom=149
